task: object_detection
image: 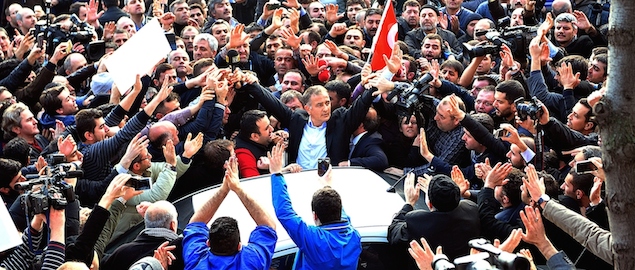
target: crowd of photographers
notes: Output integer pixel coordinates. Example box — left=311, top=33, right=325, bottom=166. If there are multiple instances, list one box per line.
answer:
left=0, top=0, right=615, bottom=268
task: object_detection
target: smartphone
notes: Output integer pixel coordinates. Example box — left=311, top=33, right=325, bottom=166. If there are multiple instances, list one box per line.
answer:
left=165, top=33, right=177, bottom=51
left=267, top=2, right=281, bottom=10
left=126, top=176, right=152, bottom=190
left=576, top=160, right=598, bottom=174
left=494, top=128, right=508, bottom=138
left=29, top=28, right=36, bottom=37
left=317, top=157, right=330, bottom=177
left=36, top=33, right=44, bottom=48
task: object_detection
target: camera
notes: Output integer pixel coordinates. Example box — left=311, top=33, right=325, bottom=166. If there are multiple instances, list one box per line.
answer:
left=432, top=239, right=530, bottom=270
left=126, top=175, right=152, bottom=190
left=386, top=73, right=437, bottom=119
left=34, top=14, right=105, bottom=61
left=464, top=26, right=537, bottom=60
left=17, top=154, right=82, bottom=215
left=514, top=97, right=544, bottom=121
left=317, top=158, right=330, bottom=177
left=266, top=1, right=281, bottom=10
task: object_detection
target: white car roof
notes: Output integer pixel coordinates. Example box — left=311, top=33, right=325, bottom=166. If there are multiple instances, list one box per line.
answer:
left=190, top=167, right=406, bottom=252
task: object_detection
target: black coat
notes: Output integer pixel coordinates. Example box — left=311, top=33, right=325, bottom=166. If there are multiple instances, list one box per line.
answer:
left=349, top=132, right=389, bottom=172
left=243, top=82, right=376, bottom=165
left=102, top=231, right=184, bottom=270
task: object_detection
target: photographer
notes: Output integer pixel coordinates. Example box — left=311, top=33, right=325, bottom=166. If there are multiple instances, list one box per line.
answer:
left=0, top=158, right=25, bottom=208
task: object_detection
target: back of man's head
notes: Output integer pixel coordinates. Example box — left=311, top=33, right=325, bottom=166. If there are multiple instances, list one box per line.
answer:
left=0, top=158, right=21, bottom=189
left=204, top=139, right=234, bottom=168
left=470, top=113, right=495, bottom=133
left=311, top=187, right=342, bottom=223
left=427, top=175, right=460, bottom=212
left=3, top=137, right=30, bottom=167
left=103, top=0, right=118, bottom=8
left=144, top=201, right=178, bottom=230
left=502, top=168, right=524, bottom=207
left=208, top=216, right=241, bottom=255
left=556, top=55, right=589, bottom=81
left=569, top=170, right=594, bottom=198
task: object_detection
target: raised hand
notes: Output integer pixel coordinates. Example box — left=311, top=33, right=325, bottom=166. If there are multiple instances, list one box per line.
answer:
left=408, top=237, right=440, bottom=270
left=446, top=94, right=465, bottom=121
left=556, top=62, right=580, bottom=89
left=163, top=139, right=177, bottom=166
left=86, top=0, right=104, bottom=26
left=183, top=132, right=204, bottom=159
left=418, top=127, right=433, bottom=162
left=268, top=142, right=285, bottom=174
left=278, top=27, right=300, bottom=49
left=227, top=24, right=248, bottom=49
left=224, top=157, right=241, bottom=192
left=498, top=228, right=522, bottom=253
left=484, top=162, right=512, bottom=188
left=404, top=172, right=420, bottom=206
left=451, top=165, right=470, bottom=198
left=154, top=241, right=177, bottom=269
left=301, top=54, right=323, bottom=77
left=523, top=164, right=545, bottom=204
left=325, top=4, right=343, bottom=25
left=383, top=45, right=403, bottom=74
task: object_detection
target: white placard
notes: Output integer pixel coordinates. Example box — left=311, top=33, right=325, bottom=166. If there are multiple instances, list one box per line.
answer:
left=104, top=18, right=172, bottom=94
left=0, top=197, right=23, bottom=252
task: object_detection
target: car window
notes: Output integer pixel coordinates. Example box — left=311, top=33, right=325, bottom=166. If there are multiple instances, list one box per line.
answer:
left=270, top=242, right=399, bottom=270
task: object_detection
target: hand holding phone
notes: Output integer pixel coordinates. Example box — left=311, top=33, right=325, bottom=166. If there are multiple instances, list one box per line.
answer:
left=576, top=160, right=598, bottom=174
left=317, top=157, right=330, bottom=177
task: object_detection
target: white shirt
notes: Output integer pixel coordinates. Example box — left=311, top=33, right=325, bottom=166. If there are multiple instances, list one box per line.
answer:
left=297, top=120, right=327, bottom=169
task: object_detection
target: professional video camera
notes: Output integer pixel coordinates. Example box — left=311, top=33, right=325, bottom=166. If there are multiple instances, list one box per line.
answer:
left=15, top=154, right=82, bottom=215
left=33, top=14, right=105, bottom=61
left=432, top=239, right=530, bottom=270
left=386, top=73, right=437, bottom=119
left=463, top=26, right=537, bottom=60
left=515, top=96, right=544, bottom=121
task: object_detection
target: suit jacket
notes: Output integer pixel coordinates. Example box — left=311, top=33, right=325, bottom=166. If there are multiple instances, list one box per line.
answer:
left=243, top=83, right=375, bottom=165
left=349, top=132, right=389, bottom=172
left=388, top=200, right=480, bottom=269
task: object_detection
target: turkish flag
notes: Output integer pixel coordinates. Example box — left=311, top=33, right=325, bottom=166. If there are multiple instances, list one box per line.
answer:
left=369, top=0, right=398, bottom=71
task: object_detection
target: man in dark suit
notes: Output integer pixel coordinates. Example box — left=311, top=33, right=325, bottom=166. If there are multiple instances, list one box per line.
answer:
left=101, top=201, right=184, bottom=270
left=242, top=79, right=391, bottom=169
left=388, top=174, right=480, bottom=270
left=98, top=0, right=129, bottom=25
left=338, top=107, right=388, bottom=172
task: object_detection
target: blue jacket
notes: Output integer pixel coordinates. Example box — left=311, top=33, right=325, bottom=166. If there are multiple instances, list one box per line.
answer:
left=271, top=174, right=361, bottom=270
left=40, top=113, right=75, bottom=130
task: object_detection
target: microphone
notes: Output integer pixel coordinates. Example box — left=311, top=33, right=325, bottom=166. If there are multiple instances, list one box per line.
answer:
left=226, top=49, right=240, bottom=71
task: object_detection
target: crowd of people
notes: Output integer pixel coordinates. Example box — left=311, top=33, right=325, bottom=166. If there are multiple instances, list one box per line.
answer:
left=0, top=0, right=615, bottom=268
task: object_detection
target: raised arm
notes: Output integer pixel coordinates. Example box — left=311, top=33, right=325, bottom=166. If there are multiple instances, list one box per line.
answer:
left=226, top=156, right=276, bottom=229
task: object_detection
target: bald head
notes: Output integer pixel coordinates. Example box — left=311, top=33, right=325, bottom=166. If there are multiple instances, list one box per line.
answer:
left=148, top=121, right=179, bottom=147
left=144, top=200, right=178, bottom=231
left=551, top=0, right=572, bottom=17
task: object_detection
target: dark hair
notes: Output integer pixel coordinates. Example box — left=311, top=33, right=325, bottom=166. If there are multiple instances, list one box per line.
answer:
left=155, top=92, right=180, bottom=116
left=556, top=55, right=589, bottom=81
left=470, top=113, right=495, bottom=133
left=303, top=29, right=323, bottom=45
left=440, top=59, right=465, bottom=77
left=591, top=47, right=608, bottom=57
left=538, top=171, right=559, bottom=198
left=238, top=110, right=267, bottom=140
left=593, top=53, right=608, bottom=77
left=204, top=139, right=234, bottom=168
left=569, top=170, right=594, bottom=197
left=502, top=168, right=524, bottom=207
left=474, top=75, right=498, bottom=87
left=311, top=187, right=342, bottom=223
left=153, top=63, right=175, bottom=82
left=69, top=2, right=87, bottom=17
left=208, top=217, right=241, bottom=255
left=402, top=54, right=418, bottom=73
left=0, top=158, right=21, bottom=189
left=169, top=0, right=187, bottom=12
left=324, top=80, right=351, bottom=106
left=244, top=22, right=264, bottom=34
left=75, top=109, right=103, bottom=142
left=364, top=8, right=383, bottom=19
left=423, top=33, right=444, bottom=48
left=0, top=59, right=21, bottom=82
left=578, top=98, right=596, bottom=129
left=3, top=137, right=30, bottom=167
left=40, top=85, right=66, bottom=116
left=402, top=0, right=420, bottom=11
left=193, top=58, right=215, bottom=77
left=581, top=145, right=602, bottom=160
left=495, top=80, right=525, bottom=104
left=103, top=0, right=119, bottom=8
left=346, top=0, right=367, bottom=8
left=362, top=108, right=379, bottom=132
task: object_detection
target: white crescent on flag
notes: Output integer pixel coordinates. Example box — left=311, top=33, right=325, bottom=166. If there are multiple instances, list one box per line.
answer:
left=387, top=23, right=398, bottom=49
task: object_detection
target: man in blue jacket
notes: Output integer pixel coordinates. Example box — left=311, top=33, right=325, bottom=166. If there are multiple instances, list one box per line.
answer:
left=269, top=142, right=362, bottom=269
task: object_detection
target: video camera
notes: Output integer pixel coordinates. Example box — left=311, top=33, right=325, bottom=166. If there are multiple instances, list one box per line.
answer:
left=514, top=96, right=544, bottom=121
left=33, top=14, right=105, bottom=61
left=16, top=154, right=82, bottom=215
left=386, top=73, right=437, bottom=119
left=433, top=239, right=530, bottom=270
left=464, top=26, right=537, bottom=60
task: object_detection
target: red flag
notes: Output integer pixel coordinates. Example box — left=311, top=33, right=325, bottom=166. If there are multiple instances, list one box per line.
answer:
left=369, top=0, right=398, bottom=71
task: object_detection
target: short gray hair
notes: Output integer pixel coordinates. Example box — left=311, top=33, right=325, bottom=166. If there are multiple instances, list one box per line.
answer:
left=144, top=201, right=178, bottom=229
left=194, top=33, right=218, bottom=51
left=555, top=13, right=578, bottom=30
